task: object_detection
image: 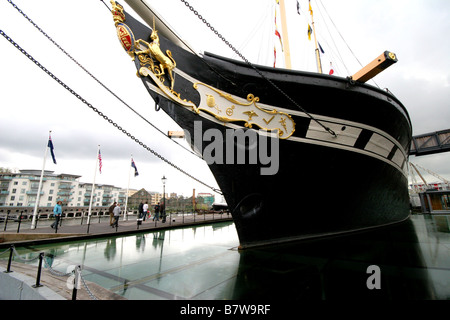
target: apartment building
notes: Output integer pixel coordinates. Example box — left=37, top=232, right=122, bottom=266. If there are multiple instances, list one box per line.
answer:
left=0, top=170, right=126, bottom=208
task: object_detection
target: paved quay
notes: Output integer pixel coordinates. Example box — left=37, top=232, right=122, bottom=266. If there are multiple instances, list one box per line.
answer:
left=0, top=213, right=233, bottom=248
left=0, top=213, right=233, bottom=300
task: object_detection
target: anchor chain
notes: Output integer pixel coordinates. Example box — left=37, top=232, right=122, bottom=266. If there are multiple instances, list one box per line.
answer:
left=0, top=30, right=222, bottom=195
left=179, top=0, right=337, bottom=137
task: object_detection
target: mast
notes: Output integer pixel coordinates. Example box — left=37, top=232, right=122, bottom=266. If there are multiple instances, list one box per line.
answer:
left=278, top=0, right=292, bottom=69
left=309, top=1, right=323, bottom=73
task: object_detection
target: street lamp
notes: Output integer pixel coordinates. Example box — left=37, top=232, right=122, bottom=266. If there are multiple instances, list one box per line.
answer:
left=161, top=175, right=167, bottom=223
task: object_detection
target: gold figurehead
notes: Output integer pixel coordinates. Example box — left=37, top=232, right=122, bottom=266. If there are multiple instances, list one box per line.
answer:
left=109, top=1, right=295, bottom=138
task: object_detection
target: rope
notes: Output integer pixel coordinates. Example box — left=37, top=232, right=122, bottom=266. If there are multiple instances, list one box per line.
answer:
left=0, top=30, right=222, bottom=195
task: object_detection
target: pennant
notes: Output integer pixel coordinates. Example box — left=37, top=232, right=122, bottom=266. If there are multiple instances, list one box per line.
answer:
left=48, top=135, right=57, bottom=164
left=308, top=24, right=312, bottom=40
left=329, top=62, right=334, bottom=75
left=98, top=149, right=102, bottom=174
left=274, top=10, right=283, bottom=51
left=318, top=42, right=325, bottom=54
left=131, top=158, right=139, bottom=177
left=274, top=46, right=277, bottom=67
left=297, top=0, right=300, bottom=15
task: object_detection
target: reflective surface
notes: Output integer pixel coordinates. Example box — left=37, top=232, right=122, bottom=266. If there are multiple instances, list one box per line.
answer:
left=3, top=214, right=449, bottom=300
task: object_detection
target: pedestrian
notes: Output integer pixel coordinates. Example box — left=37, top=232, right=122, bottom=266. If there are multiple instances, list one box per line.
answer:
left=112, top=203, right=121, bottom=228
left=109, top=202, right=117, bottom=226
left=51, top=201, right=62, bottom=229
left=143, top=201, right=149, bottom=221
left=138, top=201, right=144, bottom=219
left=153, top=202, right=160, bottom=221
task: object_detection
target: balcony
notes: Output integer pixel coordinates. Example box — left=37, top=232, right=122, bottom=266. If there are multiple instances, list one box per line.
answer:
left=26, top=190, right=44, bottom=196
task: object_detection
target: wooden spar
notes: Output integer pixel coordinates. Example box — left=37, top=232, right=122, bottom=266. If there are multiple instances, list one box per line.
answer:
left=278, top=0, right=292, bottom=69
left=309, top=1, right=323, bottom=73
left=351, top=51, right=398, bottom=83
left=168, top=131, right=185, bottom=138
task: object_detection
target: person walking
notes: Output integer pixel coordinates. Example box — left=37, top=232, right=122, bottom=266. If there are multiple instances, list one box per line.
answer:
left=112, top=203, right=121, bottom=228
left=153, top=202, right=160, bottom=221
left=143, top=201, right=149, bottom=221
left=138, top=201, right=144, bottom=219
left=109, top=202, right=117, bottom=226
left=51, top=201, right=62, bottom=229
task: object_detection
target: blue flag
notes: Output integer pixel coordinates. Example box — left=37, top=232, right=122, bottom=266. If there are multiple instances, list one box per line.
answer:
left=131, top=158, right=139, bottom=176
left=48, top=136, right=57, bottom=164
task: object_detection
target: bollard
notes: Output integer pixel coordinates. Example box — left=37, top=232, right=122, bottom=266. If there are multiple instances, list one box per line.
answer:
left=16, top=211, right=23, bottom=233
left=4, top=245, right=14, bottom=273
left=72, top=265, right=81, bottom=300
left=4, top=210, right=10, bottom=231
left=32, top=252, right=44, bottom=288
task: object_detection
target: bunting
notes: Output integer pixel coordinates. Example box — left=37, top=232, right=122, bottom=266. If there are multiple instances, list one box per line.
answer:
left=274, top=46, right=277, bottom=68
left=318, top=42, right=325, bottom=54
left=274, top=9, right=283, bottom=51
left=329, top=62, right=334, bottom=75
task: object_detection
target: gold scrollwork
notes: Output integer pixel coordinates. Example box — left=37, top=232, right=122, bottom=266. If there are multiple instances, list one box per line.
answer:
left=193, top=82, right=295, bottom=139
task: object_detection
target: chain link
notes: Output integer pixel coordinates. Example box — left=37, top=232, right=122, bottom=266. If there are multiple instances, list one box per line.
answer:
left=6, top=0, right=203, bottom=159
left=0, top=29, right=222, bottom=194
left=179, top=0, right=336, bottom=137
left=7, top=246, right=98, bottom=300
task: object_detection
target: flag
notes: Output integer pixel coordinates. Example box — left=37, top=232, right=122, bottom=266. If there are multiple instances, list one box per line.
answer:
left=48, top=135, right=57, bottom=164
left=274, top=10, right=283, bottom=51
left=274, top=46, right=277, bottom=67
left=98, top=149, right=102, bottom=174
left=297, top=0, right=300, bottom=15
left=318, top=42, right=325, bottom=54
left=308, top=24, right=312, bottom=40
left=131, top=158, right=139, bottom=177
left=329, top=62, right=334, bottom=75
left=309, top=0, right=313, bottom=16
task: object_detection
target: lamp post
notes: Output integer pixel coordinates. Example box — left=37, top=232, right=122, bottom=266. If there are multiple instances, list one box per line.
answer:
left=161, top=175, right=167, bottom=223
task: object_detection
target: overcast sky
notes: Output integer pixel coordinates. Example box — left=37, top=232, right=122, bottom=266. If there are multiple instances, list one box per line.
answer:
left=1, top=0, right=449, bottom=198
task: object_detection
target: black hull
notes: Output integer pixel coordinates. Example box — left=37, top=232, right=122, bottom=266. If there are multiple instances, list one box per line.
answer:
left=114, top=7, right=412, bottom=248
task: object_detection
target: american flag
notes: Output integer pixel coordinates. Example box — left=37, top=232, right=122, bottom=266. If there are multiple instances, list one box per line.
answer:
left=98, top=149, right=102, bottom=174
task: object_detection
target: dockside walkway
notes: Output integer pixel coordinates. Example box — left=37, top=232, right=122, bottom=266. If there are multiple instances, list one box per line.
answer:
left=0, top=213, right=233, bottom=247
left=0, top=213, right=233, bottom=300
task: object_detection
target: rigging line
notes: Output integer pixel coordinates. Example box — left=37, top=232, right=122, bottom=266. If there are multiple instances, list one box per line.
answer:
left=316, top=0, right=363, bottom=68
left=0, top=30, right=222, bottom=195
left=314, top=1, right=350, bottom=75
left=6, top=0, right=202, bottom=160
left=180, top=0, right=337, bottom=137
left=316, top=0, right=380, bottom=89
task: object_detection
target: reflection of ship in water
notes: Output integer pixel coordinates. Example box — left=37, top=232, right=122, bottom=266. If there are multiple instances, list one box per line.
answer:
left=231, top=218, right=439, bottom=300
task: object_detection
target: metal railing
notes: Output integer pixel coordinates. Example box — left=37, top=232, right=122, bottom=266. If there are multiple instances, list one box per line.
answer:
left=1, top=244, right=97, bottom=300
